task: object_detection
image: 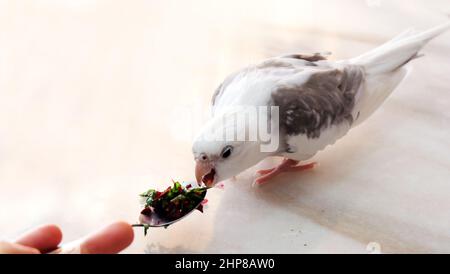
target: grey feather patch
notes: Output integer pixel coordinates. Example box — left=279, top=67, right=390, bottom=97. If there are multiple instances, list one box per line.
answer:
left=286, top=144, right=298, bottom=153
left=211, top=83, right=223, bottom=106
left=281, top=52, right=330, bottom=62
left=272, top=65, right=364, bottom=139
left=257, top=59, right=295, bottom=69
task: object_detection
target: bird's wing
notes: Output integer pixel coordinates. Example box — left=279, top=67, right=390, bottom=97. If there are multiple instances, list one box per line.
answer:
left=271, top=62, right=365, bottom=155
left=211, top=52, right=332, bottom=108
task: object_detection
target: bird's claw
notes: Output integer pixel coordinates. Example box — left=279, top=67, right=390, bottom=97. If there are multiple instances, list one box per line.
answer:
left=253, top=160, right=317, bottom=187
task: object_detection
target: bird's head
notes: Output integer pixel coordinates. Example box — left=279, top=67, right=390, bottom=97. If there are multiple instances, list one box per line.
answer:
left=192, top=139, right=264, bottom=187
left=192, top=115, right=267, bottom=187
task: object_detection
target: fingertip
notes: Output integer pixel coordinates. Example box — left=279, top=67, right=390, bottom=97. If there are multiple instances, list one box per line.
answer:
left=81, top=221, right=134, bottom=254
left=41, top=224, right=63, bottom=244
left=16, top=224, right=63, bottom=253
left=111, top=221, right=135, bottom=246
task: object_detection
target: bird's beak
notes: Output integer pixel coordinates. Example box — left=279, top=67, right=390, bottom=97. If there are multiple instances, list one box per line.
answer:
left=195, top=160, right=216, bottom=187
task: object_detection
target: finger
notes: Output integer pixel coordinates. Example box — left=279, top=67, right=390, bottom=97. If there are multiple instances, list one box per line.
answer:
left=0, top=241, right=40, bottom=254
left=15, top=224, right=63, bottom=253
left=79, top=221, right=134, bottom=254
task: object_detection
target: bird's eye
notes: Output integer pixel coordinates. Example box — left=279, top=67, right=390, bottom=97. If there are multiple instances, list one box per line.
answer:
left=221, top=146, right=233, bottom=159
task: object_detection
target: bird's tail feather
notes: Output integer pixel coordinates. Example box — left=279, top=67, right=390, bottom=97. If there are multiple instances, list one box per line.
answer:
left=351, top=21, right=450, bottom=75
left=351, top=22, right=449, bottom=127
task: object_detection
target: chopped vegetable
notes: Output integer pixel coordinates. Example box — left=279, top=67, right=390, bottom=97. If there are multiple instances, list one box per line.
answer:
left=134, top=181, right=208, bottom=234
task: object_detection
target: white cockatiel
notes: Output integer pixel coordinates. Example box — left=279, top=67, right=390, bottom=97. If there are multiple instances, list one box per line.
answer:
left=193, top=22, right=450, bottom=187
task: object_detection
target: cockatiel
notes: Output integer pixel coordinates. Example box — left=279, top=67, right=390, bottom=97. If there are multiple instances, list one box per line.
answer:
left=193, top=22, right=450, bottom=187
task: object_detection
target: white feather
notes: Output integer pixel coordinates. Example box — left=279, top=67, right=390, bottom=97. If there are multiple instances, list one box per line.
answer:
left=351, top=22, right=450, bottom=74
left=350, top=22, right=450, bottom=126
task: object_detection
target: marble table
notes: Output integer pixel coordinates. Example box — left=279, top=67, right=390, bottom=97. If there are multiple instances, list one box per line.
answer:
left=0, top=0, right=449, bottom=253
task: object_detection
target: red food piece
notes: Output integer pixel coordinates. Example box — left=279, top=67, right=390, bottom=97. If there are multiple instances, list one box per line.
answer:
left=157, top=187, right=171, bottom=199
left=201, top=199, right=208, bottom=205
left=141, top=207, right=152, bottom=216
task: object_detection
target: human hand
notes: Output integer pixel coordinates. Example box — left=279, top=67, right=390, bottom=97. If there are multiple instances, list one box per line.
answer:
left=0, top=221, right=134, bottom=254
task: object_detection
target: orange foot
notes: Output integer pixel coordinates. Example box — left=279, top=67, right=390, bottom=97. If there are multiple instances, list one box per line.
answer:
left=253, top=159, right=316, bottom=186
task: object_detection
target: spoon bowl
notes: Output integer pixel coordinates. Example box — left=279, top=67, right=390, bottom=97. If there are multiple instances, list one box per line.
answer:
left=132, top=183, right=208, bottom=229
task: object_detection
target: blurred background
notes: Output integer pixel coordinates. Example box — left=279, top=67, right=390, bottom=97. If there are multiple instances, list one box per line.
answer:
left=0, top=0, right=449, bottom=253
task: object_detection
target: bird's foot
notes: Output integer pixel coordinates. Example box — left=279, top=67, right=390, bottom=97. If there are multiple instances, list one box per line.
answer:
left=253, top=159, right=316, bottom=186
